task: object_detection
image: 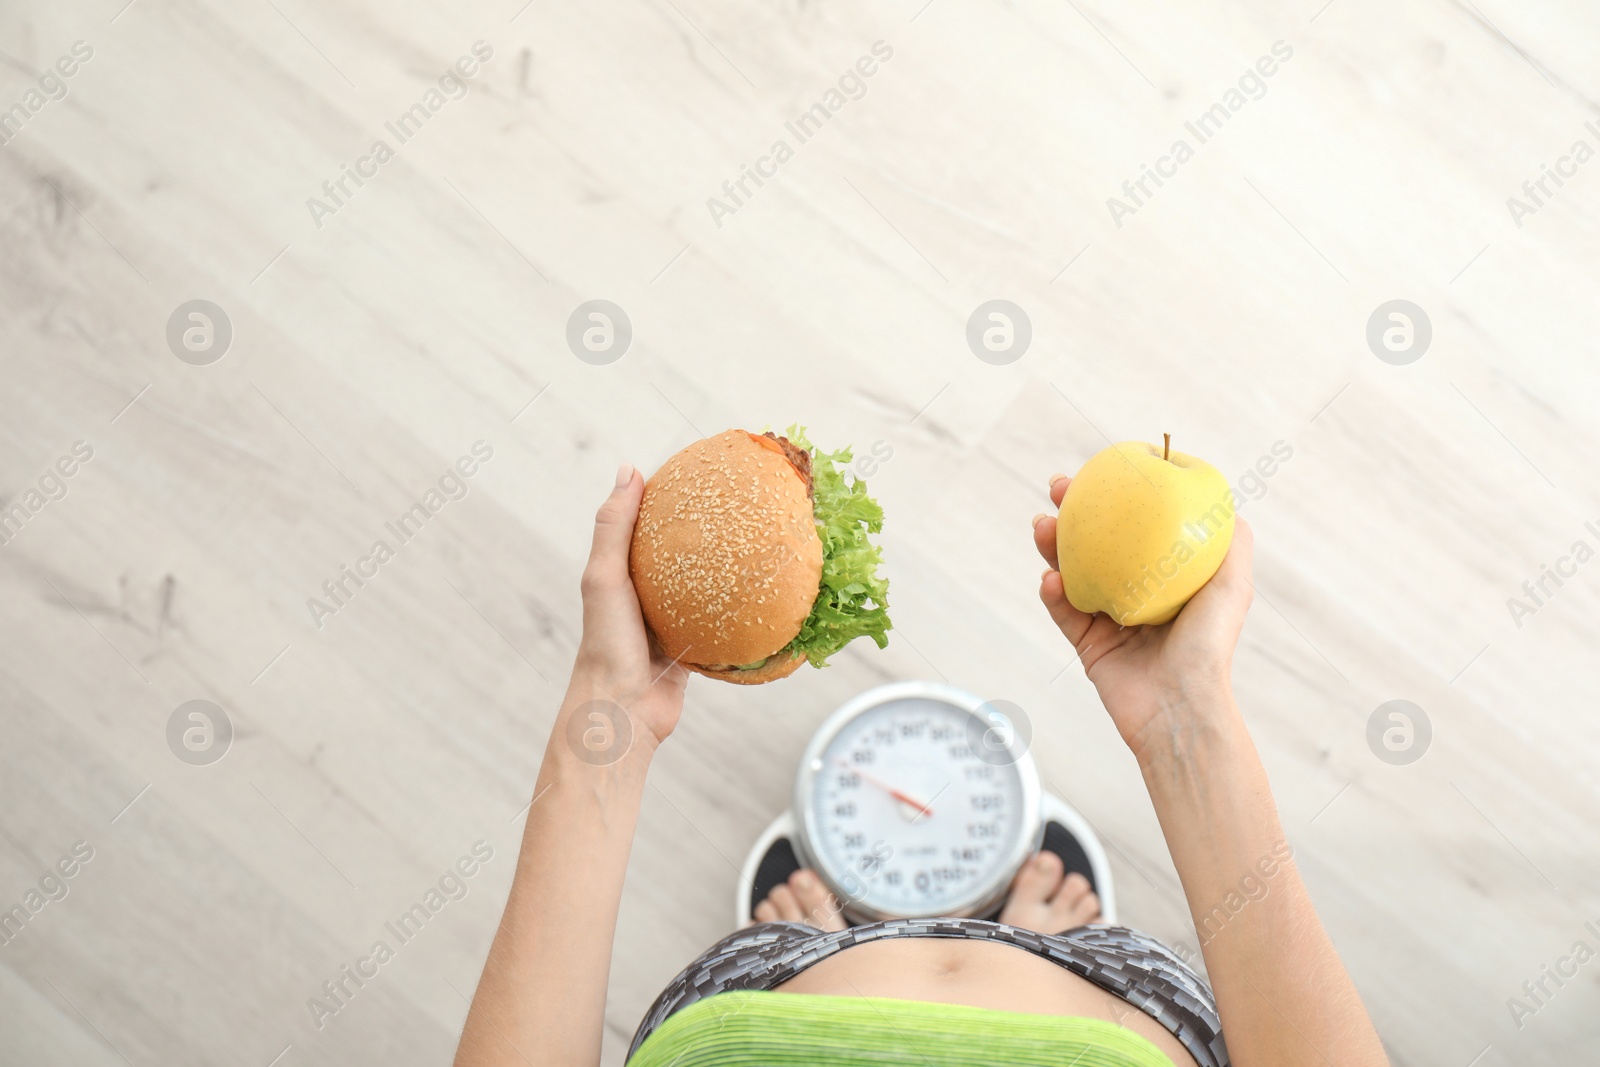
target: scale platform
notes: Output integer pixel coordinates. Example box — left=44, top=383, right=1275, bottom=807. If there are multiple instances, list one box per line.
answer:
left=736, top=792, right=1117, bottom=929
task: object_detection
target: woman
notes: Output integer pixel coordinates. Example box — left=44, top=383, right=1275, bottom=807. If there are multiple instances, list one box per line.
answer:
left=454, top=465, right=1390, bottom=1067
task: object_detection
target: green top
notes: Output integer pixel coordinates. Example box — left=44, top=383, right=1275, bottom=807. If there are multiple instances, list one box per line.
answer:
left=630, top=991, right=1177, bottom=1067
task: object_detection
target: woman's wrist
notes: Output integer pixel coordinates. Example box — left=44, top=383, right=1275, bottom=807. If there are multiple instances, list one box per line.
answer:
left=1127, top=681, right=1246, bottom=775
left=536, top=666, right=661, bottom=777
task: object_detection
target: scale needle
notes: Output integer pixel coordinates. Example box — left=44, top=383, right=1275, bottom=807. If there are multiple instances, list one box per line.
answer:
left=835, top=758, right=934, bottom=817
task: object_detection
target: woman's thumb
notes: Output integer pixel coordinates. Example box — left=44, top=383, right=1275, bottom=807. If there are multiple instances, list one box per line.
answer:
left=585, top=464, right=643, bottom=584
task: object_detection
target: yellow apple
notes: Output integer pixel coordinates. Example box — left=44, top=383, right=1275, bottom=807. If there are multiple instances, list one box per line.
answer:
left=1055, top=438, right=1235, bottom=625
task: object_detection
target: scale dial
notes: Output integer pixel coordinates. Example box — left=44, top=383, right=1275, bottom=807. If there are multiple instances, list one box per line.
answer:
left=795, top=683, right=1040, bottom=922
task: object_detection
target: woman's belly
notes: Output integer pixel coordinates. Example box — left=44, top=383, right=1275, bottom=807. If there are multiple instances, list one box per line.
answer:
left=773, top=937, right=1200, bottom=1067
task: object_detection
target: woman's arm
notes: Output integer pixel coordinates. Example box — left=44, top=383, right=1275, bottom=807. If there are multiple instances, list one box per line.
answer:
left=1137, top=682, right=1386, bottom=1066
left=1033, top=476, right=1387, bottom=1067
left=455, top=465, right=688, bottom=1067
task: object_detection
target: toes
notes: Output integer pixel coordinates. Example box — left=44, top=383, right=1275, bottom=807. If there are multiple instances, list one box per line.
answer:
left=766, top=884, right=805, bottom=924
left=1002, top=854, right=1107, bottom=934
left=1009, top=851, right=1065, bottom=905
left=1069, top=888, right=1102, bottom=926
left=756, top=871, right=847, bottom=930
left=1053, top=871, right=1092, bottom=908
left=1051, top=874, right=1101, bottom=931
left=790, top=869, right=846, bottom=932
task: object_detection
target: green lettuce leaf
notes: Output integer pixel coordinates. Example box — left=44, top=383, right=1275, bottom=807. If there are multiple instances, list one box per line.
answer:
left=782, top=426, right=892, bottom=667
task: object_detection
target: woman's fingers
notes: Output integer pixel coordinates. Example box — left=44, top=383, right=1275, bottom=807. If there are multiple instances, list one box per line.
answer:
left=578, top=465, right=654, bottom=669
left=1032, top=512, right=1060, bottom=570
left=1188, top=517, right=1254, bottom=613
left=1038, top=473, right=1093, bottom=646
left=1174, top=517, right=1254, bottom=650
left=1213, top=516, right=1255, bottom=592
left=1040, top=568, right=1094, bottom=646
left=1032, top=474, right=1070, bottom=568
left=580, top=465, right=644, bottom=600
left=644, top=630, right=689, bottom=686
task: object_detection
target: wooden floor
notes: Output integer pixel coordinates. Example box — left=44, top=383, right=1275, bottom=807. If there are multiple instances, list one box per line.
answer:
left=2, top=0, right=1598, bottom=1063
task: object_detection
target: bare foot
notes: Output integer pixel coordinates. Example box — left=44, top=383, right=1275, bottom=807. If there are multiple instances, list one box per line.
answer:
left=751, top=868, right=849, bottom=932
left=998, top=851, right=1102, bottom=934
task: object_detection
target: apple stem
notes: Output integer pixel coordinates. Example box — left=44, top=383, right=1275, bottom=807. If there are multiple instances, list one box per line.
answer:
left=1163, top=433, right=1171, bottom=462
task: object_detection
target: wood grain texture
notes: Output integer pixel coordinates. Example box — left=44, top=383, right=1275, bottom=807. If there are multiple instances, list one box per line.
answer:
left=1, top=0, right=1597, bottom=1064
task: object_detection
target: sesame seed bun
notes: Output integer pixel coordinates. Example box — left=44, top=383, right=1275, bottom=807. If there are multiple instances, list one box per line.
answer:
left=630, top=430, right=823, bottom=681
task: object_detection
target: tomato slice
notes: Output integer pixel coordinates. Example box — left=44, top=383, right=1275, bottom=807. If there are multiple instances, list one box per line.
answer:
left=744, top=430, right=788, bottom=456
left=743, top=430, right=810, bottom=489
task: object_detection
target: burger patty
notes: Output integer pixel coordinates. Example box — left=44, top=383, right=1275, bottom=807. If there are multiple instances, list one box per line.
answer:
left=763, top=432, right=814, bottom=499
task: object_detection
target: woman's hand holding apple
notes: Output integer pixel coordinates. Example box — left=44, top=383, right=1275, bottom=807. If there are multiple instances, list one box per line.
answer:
left=1033, top=473, right=1255, bottom=768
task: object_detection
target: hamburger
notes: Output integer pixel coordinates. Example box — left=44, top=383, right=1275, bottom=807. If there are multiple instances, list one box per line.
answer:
left=629, top=427, right=891, bottom=684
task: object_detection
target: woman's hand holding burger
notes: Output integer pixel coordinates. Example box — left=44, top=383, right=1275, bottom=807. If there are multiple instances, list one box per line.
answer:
left=462, top=465, right=689, bottom=1067
left=566, top=464, right=690, bottom=757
